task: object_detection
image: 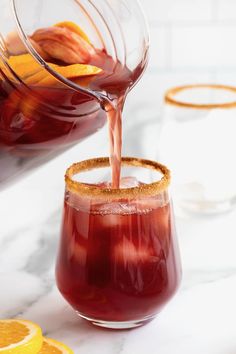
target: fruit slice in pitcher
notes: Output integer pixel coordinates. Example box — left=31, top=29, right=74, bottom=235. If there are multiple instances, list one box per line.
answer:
left=55, top=21, right=91, bottom=43
left=27, top=63, right=102, bottom=86
left=31, top=25, right=95, bottom=64
left=2, top=21, right=102, bottom=134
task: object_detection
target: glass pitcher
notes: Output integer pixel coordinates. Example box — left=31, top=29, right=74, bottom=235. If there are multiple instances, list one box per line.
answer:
left=0, top=0, right=149, bottom=190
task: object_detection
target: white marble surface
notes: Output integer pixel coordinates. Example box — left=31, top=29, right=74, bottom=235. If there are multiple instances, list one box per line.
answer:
left=1, top=101, right=236, bottom=354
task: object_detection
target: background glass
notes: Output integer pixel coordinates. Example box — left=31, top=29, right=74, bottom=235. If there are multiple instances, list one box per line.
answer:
left=159, top=84, right=236, bottom=214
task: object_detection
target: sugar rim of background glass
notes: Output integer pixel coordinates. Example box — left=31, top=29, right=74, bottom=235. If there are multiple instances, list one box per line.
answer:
left=165, top=84, right=236, bottom=109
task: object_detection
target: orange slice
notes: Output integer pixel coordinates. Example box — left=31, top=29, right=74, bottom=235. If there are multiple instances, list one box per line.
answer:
left=55, top=21, right=91, bottom=43
left=72, top=75, right=99, bottom=88
left=54, top=63, right=101, bottom=77
left=26, top=63, right=102, bottom=86
left=8, top=53, right=33, bottom=67
left=39, top=337, right=74, bottom=354
left=8, top=54, right=42, bottom=79
left=0, top=319, right=43, bottom=354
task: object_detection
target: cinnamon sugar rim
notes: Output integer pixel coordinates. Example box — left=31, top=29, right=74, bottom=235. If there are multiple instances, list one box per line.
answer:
left=65, top=157, right=170, bottom=198
left=165, top=84, right=236, bottom=109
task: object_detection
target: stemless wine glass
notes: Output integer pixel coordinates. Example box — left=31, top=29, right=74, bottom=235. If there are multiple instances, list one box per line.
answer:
left=56, top=157, right=181, bottom=329
left=159, top=84, right=236, bottom=214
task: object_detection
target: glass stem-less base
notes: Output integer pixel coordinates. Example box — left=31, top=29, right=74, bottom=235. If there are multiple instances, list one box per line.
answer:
left=77, top=312, right=156, bottom=329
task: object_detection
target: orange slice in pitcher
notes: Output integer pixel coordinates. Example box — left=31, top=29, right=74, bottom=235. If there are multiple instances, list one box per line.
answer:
left=8, top=53, right=34, bottom=67
left=55, top=21, right=91, bottom=43
left=40, top=63, right=102, bottom=85
left=26, top=63, right=102, bottom=86
left=0, top=319, right=43, bottom=354
left=4, top=20, right=100, bottom=87
left=38, top=337, right=74, bottom=354
left=8, top=54, right=42, bottom=79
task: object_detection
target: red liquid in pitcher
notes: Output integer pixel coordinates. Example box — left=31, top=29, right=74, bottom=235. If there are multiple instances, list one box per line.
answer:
left=0, top=44, right=142, bottom=188
left=56, top=190, right=181, bottom=322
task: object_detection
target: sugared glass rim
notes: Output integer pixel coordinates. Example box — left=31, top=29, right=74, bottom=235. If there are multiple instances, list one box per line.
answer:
left=165, top=84, right=236, bottom=109
left=65, top=157, right=170, bottom=199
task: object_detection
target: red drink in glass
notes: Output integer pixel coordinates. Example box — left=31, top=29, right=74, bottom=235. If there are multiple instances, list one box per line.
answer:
left=56, top=157, right=181, bottom=329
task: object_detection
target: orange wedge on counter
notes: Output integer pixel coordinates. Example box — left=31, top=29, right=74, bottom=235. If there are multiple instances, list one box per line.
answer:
left=55, top=21, right=91, bottom=44
left=0, top=319, right=43, bottom=354
left=0, top=319, right=74, bottom=354
left=38, top=338, right=74, bottom=354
